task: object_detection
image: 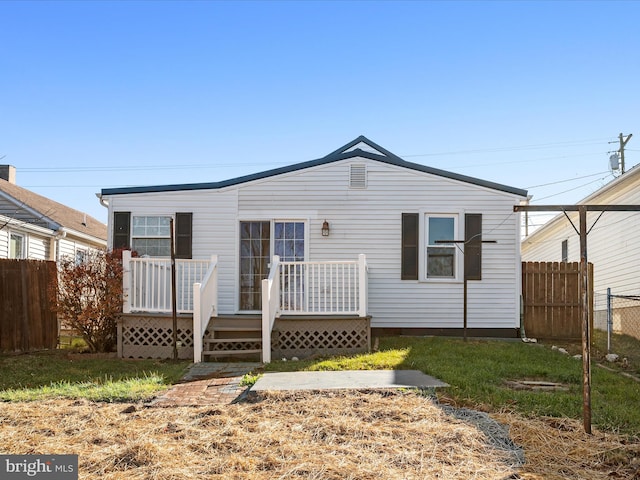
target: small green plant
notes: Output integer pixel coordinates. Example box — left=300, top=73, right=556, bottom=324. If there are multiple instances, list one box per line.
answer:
left=240, top=372, right=262, bottom=387
left=57, top=336, right=88, bottom=351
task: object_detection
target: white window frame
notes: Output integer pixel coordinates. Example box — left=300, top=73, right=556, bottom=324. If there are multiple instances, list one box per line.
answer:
left=561, top=239, right=568, bottom=263
left=131, top=215, right=173, bottom=257
left=75, top=248, right=88, bottom=265
left=9, top=231, right=26, bottom=259
left=272, top=220, right=308, bottom=262
left=419, top=212, right=462, bottom=282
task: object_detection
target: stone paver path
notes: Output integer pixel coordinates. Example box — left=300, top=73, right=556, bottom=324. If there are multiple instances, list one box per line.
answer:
left=150, top=362, right=261, bottom=407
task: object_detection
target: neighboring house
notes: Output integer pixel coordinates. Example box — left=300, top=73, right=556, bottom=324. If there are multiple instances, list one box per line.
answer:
left=521, top=163, right=640, bottom=331
left=0, top=165, right=107, bottom=260
left=100, top=136, right=528, bottom=361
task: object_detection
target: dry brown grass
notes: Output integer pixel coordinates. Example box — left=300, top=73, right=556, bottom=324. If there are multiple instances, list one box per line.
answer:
left=1, top=390, right=638, bottom=479
left=494, top=412, right=640, bottom=479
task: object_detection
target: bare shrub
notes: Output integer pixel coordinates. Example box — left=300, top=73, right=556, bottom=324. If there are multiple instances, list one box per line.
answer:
left=52, top=249, right=124, bottom=353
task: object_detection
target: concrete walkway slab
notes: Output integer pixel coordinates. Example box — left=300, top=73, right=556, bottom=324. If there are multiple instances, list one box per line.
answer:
left=252, top=369, right=448, bottom=392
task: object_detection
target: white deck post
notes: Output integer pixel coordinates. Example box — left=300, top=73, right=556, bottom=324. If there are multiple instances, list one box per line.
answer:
left=261, top=278, right=271, bottom=363
left=193, top=283, right=202, bottom=363
left=210, top=254, right=218, bottom=320
left=358, top=254, right=367, bottom=317
left=122, top=250, right=132, bottom=314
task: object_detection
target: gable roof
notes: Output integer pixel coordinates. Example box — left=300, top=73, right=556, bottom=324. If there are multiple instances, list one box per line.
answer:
left=101, top=135, right=528, bottom=197
left=0, top=178, right=107, bottom=242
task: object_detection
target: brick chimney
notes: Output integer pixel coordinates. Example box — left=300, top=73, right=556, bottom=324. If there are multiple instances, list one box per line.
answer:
left=0, top=165, right=16, bottom=184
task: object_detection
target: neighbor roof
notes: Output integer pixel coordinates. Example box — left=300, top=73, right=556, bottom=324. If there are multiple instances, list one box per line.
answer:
left=523, top=160, right=640, bottom=240
left=101, top=135, right=528, bottom=197
left=0, top=178, right=107, bottom=241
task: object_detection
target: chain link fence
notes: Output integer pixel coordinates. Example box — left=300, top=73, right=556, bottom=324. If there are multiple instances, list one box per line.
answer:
left=594, top=289, right=640, bottom=374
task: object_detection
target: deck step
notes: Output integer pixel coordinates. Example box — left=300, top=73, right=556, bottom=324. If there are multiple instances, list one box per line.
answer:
left=210, top=326, right=262, bottom=332
left=203, top=349, right=262, bottom=355
left=204, top=338, right=262, bottom=344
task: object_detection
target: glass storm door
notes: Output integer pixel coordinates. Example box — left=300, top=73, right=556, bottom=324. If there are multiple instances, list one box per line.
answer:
left=239, top=221, right=270, bottom=311
left=239, top=221, right=305, bottom=311
left=274, top=222, right=305, bottom=310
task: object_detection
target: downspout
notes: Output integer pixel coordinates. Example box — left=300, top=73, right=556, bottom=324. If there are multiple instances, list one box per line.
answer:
left=96, top=193, right=108, bottom=209
left=54, top=229, right=67, bottom=262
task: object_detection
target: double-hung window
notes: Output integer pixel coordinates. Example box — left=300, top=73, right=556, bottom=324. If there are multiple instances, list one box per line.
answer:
left=131, top=216, right=172, bottom=257
left=425, top=215, right=457, bottom=279
left=9, top=232, right=25, bottom=259
left=561, top=239, right=568, bottom=263
left=75, top=249, right=87, bottom=265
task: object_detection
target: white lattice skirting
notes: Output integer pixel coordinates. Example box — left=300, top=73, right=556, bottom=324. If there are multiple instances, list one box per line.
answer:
left=272, top=317, right=370, bottom=360
left=118, top=314, right=195, bottom=359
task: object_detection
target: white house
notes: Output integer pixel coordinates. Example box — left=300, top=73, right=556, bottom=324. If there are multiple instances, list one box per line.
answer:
left=521, top=163, right=640, bottom=333
left=100, top=136, right=528, bottom=361
left=0, top=165, right=107, bottom=261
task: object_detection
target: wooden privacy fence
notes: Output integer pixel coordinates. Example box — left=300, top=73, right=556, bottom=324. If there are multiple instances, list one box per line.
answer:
left=0, top=259, right=58, bottom=353
left=522, top=261, right=593, bottom=340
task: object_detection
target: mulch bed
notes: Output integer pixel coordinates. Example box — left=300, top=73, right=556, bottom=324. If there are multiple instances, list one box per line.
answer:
left=1, top=390, right=638, bottom=479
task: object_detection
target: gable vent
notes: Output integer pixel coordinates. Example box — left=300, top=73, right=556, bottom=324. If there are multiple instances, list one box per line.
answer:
left=349, top=164, right=367, bottom=189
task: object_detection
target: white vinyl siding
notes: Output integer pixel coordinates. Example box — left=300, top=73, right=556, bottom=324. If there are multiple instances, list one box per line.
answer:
left=236, top=158, right=522, bottom=329
left=106, top=189, right=239, bottom=314
left=105, top=157, right=524, bottom=329
left=27, top=235, right=49, bottom=260
left=0, top=217, right=103, bottom=261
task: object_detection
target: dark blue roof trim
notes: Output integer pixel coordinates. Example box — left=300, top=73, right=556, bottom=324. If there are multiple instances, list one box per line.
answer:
left=101, top=135, right=528, bottom=197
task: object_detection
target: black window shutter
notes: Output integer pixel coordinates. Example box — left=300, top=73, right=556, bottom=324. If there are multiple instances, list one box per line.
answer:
left=113, top=212, right=131, bottom=250
left=175, top=212, right=193, bottom=259
left=465, top=213, right=482, bottom=280
left=401, top=213, right=419, bottom=280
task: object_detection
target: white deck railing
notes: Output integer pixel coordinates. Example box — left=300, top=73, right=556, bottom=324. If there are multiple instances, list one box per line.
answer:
left=261, top=254, right=368, bottom=363
left=278, top=255, right=368, bottom=316
left=122, top=251, right=212, bottom=313
left=122, top=251, right=368, bottom=364
left=193, top=255, right=218, bottom=363
left=261, top=255, right=281, bottom=363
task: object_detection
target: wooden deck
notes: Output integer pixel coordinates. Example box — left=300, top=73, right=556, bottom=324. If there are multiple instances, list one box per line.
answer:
left=118, top=313, right=370, bottom=361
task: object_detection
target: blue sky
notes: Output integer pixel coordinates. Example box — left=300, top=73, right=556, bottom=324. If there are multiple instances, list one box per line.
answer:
left=1, top=1, right=638, bottom=228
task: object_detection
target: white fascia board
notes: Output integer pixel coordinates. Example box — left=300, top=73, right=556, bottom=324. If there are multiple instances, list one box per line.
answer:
left=58, top=227, right=107, bottom=247
left=0, top=214, right=56, bottom=236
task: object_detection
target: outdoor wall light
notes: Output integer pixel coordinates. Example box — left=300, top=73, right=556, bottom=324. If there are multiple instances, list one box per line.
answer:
left=322, top=220, right=330, bottom=237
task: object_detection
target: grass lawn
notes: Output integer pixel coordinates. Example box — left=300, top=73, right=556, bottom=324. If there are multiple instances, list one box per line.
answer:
left=2, top=335, right=639, bottom=435
left=0, top=350, right=190, bottom=402
left=265, top=336, right=640, bottom=436
left=1, top=338, right=639, bottom=478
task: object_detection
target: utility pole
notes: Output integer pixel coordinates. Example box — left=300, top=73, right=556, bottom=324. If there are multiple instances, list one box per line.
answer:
left=610, top=133, right=633, bottom=174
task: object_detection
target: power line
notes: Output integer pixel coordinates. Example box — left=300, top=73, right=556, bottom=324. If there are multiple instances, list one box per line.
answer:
left=530, top=175, right=613, bottom=202
left=19, top=163, right=277, bottom=173
left=526, top=171, right=610, bottom=189
left=17, top=137, right=620, bottom=174
left=401, top=137, right=612, bottom=158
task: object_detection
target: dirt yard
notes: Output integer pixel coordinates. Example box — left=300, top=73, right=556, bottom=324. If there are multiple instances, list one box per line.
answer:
left=1, top=390, right=638, bottom=479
